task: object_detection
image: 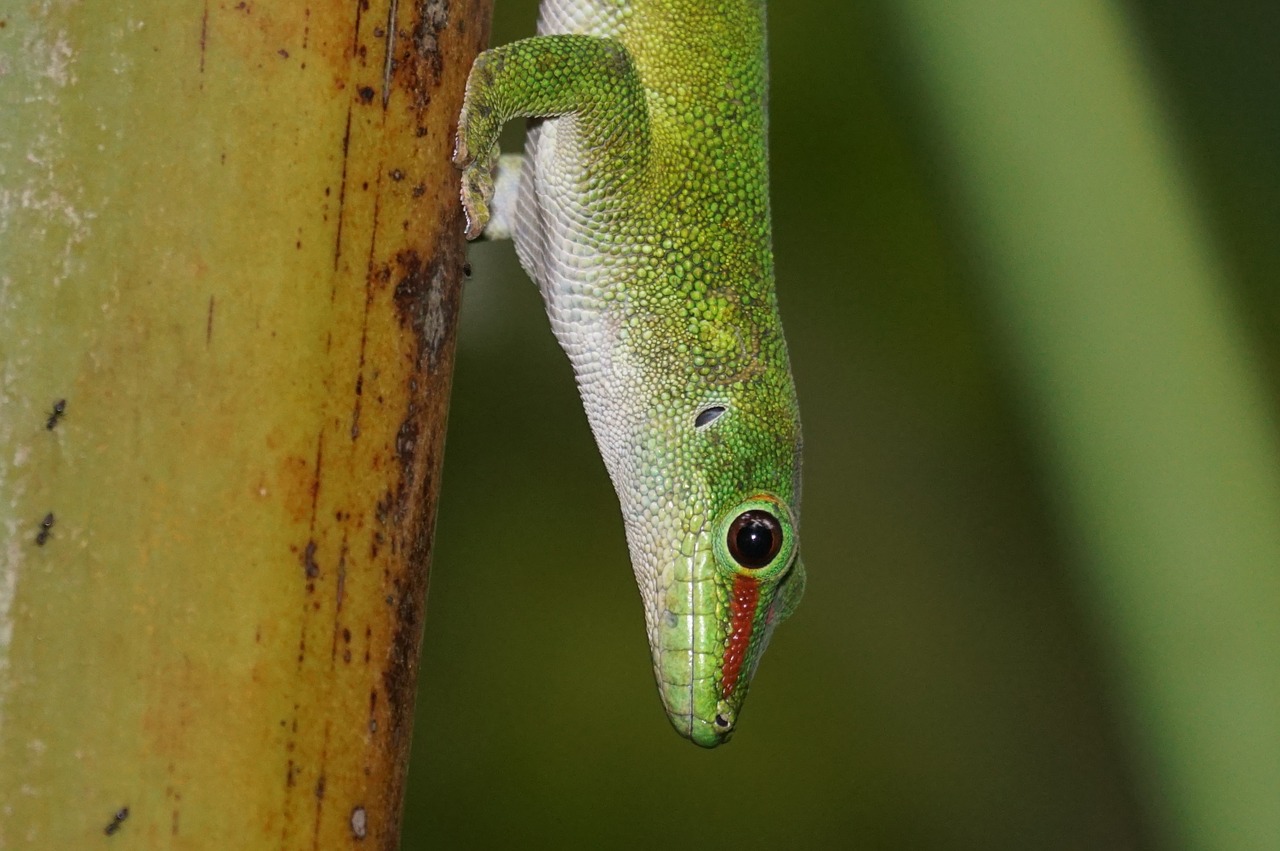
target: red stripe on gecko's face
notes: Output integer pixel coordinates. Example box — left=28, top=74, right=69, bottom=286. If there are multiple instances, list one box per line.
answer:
left=721, top=574, right=761, bottom=698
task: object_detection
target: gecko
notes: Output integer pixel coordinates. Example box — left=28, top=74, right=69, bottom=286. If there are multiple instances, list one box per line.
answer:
left=453, top=0, right=804, bottom=748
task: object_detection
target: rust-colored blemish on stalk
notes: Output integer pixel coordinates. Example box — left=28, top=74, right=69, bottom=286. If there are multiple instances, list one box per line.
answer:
left=308, top=430, right=324, bottom=533
left=309, top=722, right=331, bottom=848
left=329, top=531, right=349, bottom=663
left=350, top=0, right=366, bottom=57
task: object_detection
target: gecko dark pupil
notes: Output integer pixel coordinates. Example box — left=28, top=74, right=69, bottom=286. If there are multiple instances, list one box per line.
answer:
left=728, top=510, right=782, bottom=569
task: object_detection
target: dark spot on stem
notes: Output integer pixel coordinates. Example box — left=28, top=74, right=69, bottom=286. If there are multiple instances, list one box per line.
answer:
left=35, top=512, right=54, bottom=546
left=302, top=540, right=319, bottom=579
left=199, top=2, right=208, bottom=78
left=45, top=399, right=66, bottom=430
left=104, top=806, right=129, bottom=836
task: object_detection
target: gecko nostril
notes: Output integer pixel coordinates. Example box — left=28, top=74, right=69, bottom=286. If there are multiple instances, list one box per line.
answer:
left=713, top=702, right=737, bottom=733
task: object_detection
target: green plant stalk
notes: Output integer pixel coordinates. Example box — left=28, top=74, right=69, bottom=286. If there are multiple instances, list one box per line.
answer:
left=890, top=1, right=1280, bottom=848
left=0, top=1, right=490, bottom=846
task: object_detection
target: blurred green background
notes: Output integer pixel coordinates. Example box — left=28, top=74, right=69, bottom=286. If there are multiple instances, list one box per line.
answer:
left=403, top=1, right=1280, bottom=848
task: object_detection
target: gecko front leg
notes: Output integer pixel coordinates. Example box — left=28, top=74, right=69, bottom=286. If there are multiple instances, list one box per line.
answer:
left=453, top=34, right=649, bottom=240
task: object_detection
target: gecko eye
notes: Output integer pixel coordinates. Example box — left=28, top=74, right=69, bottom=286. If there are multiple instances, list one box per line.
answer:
left=727, top=510, right=782, bottom=569
left=695, top=405, right=726, bottom=428
left=715, top=494, right=797, bottom=580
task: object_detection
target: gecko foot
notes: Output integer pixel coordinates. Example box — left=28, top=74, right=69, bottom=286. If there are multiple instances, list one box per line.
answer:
left=458, top=151, right=496, bottom=241
left=453, top=94, right=498, bottom=241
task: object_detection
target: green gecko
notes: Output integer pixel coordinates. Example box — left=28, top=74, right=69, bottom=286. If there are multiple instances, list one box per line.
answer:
left=453, top=0, right=803, bottom=748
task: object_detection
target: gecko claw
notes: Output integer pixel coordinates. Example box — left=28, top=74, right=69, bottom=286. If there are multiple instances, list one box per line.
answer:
left=459, top=156, right=495, bottom=240
left=451, top=116, right=473, bottom=169
left=454, top=102, right=496, bottom=240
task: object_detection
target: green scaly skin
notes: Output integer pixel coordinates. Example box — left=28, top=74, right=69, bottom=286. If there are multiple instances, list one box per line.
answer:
left=454, top=0, right=803, bottom=748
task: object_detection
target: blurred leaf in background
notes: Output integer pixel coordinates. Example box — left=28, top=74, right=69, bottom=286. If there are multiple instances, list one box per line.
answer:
left=402, top=1, right=1280, bottom=848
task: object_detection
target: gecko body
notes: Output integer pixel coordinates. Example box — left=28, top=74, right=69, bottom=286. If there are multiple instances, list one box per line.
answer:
left=455, top=0, right=803, bottom=747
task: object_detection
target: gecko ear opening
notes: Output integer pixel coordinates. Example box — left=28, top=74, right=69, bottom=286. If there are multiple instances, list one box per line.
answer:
left=694, top=405, right=727, bottom=428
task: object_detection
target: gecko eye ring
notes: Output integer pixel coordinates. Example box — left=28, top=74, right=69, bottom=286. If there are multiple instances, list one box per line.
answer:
left=715, top=493, right=798, bottom=579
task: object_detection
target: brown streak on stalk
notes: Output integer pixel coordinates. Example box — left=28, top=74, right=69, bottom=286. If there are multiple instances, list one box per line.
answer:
left=351, top=170, right=385, bottom=442
left=199, top=0, right=209, bottom=80
left=382, top=0, right=399, bottom=108
left=333, top=105, right=353, bottom=275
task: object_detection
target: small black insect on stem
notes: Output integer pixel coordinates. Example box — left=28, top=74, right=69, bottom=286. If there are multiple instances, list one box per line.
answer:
left=104, top=806, right=129, bottom=836
left=35, top=513, right=54, bottom=546
left=46, top=398, right=67, bottom=430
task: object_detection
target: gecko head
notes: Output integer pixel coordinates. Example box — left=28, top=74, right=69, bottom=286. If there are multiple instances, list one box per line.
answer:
left=688, top=492, right=805, bottom=748
left=629, top=393, right=804, bottom=749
